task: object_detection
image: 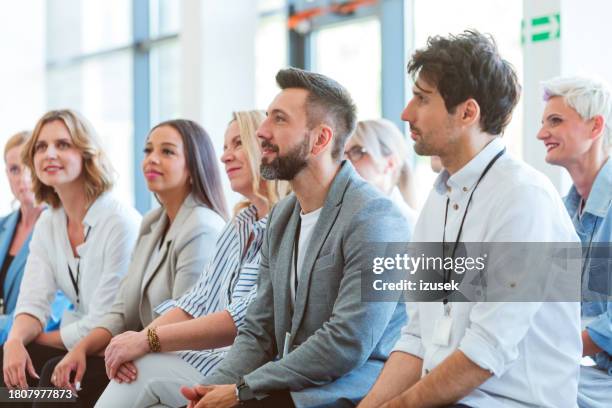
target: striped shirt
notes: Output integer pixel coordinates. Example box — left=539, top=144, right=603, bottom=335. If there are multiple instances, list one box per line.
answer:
left=154, top=205, right=266, bottom=375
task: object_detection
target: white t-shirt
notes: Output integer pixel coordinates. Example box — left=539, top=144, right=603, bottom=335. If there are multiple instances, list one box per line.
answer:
left=290, top=207, right=322, bottom=307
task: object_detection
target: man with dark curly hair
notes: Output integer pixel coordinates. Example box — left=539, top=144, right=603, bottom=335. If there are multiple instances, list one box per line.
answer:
left=360, top=30, right=581, bottom=408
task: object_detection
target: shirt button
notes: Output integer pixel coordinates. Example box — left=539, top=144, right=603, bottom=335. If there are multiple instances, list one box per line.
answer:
left=425, top=369, right=430, bottom=374
left=463, top=187, right=468, bottom=192
left=453, top=203, right=459, bottom=210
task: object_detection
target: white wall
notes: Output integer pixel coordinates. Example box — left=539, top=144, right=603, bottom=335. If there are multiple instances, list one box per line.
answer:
left=522, top=0, right=612, bottom=194
left=0, top=1, right=46, bottom=214
left=181, top=0, right=258, bottom=208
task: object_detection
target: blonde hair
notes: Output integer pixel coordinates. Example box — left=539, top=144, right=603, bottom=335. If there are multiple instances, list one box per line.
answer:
left=4, top=130, right=31, bottom=162
left=352, top=119, right=416, bottom=208
left=542, top=76, right=612, bottom=151
left=231, top=110, right=290, bottom=215
left=22, top=109, right=115, bottom=208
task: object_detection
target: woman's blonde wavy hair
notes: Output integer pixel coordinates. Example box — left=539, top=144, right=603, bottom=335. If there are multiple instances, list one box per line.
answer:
left=231, top=110, right=290, bottom=216
left=22, top=109, right=115, bottom=208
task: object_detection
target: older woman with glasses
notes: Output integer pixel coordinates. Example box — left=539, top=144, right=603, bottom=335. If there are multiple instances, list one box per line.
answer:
left=344, top=118, right=418, bottom=230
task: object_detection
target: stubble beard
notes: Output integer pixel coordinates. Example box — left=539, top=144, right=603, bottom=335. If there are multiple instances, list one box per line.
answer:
left=260, top=133, right=311, bottom=181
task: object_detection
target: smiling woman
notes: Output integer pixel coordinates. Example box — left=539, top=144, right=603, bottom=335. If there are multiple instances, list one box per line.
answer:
left=92, top=111, right=289, bottom=408
left=0, top=109, right=141, bottom=401
left=31, top=119, right=227, bottom=407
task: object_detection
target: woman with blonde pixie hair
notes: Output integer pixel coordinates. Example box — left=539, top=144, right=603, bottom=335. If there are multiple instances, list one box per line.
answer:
left=537, top=76, right=612, bottom=408
left=95, top=110, right=290, bottom=408
left=1, top=110, right=140, bottom=393
left=344, top=118, right=418, bottom=228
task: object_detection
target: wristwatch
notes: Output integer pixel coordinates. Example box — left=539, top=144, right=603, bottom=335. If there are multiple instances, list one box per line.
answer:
left=236, top=377, right=256, bottom=402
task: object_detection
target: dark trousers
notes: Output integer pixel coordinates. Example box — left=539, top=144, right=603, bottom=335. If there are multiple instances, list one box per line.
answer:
left=33, top=355, right=109, bottom=408
left=0, top=342, right=66, bottom=408
left=241, top=391, right=296, bottom=407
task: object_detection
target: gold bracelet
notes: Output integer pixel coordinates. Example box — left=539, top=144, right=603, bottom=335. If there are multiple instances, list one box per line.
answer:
left=147, top=327, right=161, bottom=352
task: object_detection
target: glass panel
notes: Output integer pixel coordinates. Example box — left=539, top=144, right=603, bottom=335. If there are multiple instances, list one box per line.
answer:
left=150, top=0, right=181, bottom=37
left=47, top=0, right=132, bottom=62
left=411, top=0, right=523, bottom=209
left=255, top=13, right=288, bottom=110
left=257, top=0, right=286, bottom=13
left=47, top=51, right=134, bottom=206
left=150, top=40, right=182, bottom=123
left=311, top=17, right=382, bottom=120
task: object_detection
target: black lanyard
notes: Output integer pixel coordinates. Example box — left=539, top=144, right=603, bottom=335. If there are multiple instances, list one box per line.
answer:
left=442, top=148, right=506, bottom=302
left=68, top=226, right=91, bottom=306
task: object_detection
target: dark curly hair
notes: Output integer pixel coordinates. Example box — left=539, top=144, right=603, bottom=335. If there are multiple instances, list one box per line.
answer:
left=276, top=67, right=357, bottom=161
left=408, top=30, right=521, bottom=135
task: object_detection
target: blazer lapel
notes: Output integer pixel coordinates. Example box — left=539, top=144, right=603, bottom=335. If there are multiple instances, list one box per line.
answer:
left=141, top=194, right=195, bottom=292
left=289, top=161, right=353, bottom=338
left=278, top=202, right=301, bottom=337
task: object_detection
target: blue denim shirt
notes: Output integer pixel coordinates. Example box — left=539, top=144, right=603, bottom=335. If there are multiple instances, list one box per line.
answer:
left=564, top=158, right=612, bottom=374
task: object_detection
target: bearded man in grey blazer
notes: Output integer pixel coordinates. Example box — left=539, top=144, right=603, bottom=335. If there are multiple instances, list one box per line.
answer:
left=179, top=68, right=410, bottom=408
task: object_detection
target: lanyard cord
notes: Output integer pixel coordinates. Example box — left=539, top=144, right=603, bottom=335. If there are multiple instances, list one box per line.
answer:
left=442, top=148, right=506, bottom=303
left=68, top=226, right=91, bottom=305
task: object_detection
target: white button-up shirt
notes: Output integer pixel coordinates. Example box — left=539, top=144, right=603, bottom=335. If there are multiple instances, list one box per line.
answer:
left=14, top=192, right=141, bottom=349
left=393, top=138, right=582, bottom=408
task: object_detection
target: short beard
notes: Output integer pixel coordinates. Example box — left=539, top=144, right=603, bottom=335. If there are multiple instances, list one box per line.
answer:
left=260, top=134, right=310, bottom=181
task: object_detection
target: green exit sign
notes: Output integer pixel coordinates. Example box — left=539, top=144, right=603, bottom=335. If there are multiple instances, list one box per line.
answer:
left=522, top=13, right=561, bottom=44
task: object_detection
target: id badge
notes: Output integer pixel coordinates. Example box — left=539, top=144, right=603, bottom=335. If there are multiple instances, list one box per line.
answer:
left=432, top=315, right=453, bottom=347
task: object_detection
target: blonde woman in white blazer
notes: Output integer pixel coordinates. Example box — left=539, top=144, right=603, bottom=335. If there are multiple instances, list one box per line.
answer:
left=1, top=110, right=141, bottom=392
left=37, top=119, right=227, bottom=408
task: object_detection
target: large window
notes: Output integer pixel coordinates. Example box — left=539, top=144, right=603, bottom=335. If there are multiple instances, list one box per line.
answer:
left=45, top=0, right=181, bottom=212
left=312, top=17, right=382, bottom=120
left=46, top=0, right=134, bottom=206
left=411, top=0, right=524, bottom=209
left=255, top=0, right=288, bottom=110
left=150, top=0, right=181, bottom=124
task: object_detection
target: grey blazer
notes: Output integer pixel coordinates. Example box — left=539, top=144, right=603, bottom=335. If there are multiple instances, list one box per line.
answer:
left=97, top=194, right=225, bottom=336
left=208, top=162, right=409, bottom=407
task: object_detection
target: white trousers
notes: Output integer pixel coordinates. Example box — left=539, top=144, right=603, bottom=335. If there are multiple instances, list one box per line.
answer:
left=95, top=352, right=205, bottom=408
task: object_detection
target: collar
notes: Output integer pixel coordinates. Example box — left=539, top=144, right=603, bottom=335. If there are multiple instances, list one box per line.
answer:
left=235, top=204, right=268, bottom=232
left=567, top=158, right=612, bottom=218
left=324, top=160, right=355, bottom=207
left=389, top=187, right=404, bottom=203
left=434, top=138, right=506, bottom=196
left=163, top=193, right=202, bottom=243
left=81, top=192, right=112, bottom=228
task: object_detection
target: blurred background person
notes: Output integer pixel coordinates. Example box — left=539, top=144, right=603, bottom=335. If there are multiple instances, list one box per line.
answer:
left=38, top=119, right=227, bottom=407
left=1, top=110, right=141, bottom=393
left=0, top=131, right=71, bottom=345
left=95, top=110, right=290, bottom=408
left=344, top=118, right=418, bottom=229
left=538, top=76, right=612, bottom=408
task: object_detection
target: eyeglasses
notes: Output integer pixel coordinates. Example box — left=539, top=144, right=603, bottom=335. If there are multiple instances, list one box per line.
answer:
left=344, top=145, right=368, bottom=163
